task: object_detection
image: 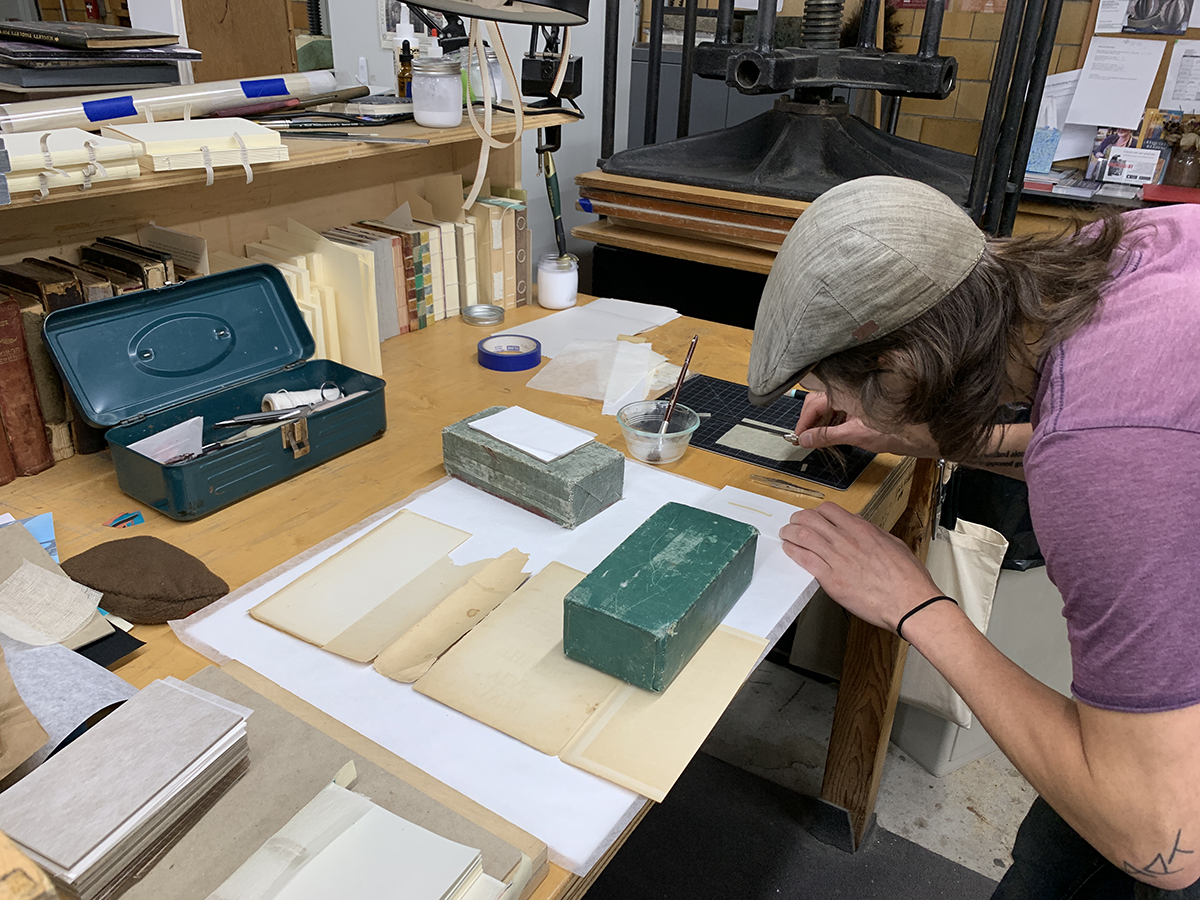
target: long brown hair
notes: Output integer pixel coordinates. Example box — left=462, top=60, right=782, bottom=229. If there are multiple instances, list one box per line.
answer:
left=812, top=212, right=1138, bottom=462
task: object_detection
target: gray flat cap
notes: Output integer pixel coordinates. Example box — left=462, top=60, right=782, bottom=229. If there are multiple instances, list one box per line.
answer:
left=747, top=176, right=986, bottom=405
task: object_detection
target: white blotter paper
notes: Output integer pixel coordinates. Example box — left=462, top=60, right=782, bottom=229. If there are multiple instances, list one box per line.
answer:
left=496, top=298, right=679, bottom=359
left=467, top=407, right=595, bottom=462
left=175, top=462, right=818, bottom=876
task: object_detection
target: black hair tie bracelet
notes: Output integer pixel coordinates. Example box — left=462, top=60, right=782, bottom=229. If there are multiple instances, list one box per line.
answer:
left=896, top=595, right=958, bottom=642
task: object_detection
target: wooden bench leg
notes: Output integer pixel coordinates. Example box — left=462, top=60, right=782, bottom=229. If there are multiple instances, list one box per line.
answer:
left=819, top=457, right=940, bottom=848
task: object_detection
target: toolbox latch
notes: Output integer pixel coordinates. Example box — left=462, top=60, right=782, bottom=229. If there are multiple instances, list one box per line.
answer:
left=281, top=417, right=310, bottom=459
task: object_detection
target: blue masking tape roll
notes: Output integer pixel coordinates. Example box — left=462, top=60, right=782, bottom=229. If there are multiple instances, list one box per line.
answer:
left=241, top=77, right=289, bottom=98
left=83, top=95, right=136, bottom=122
left=478, top=334, right=542, bottom=372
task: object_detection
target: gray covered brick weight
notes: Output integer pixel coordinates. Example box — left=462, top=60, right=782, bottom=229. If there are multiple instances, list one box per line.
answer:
left=441, top=407, right=625, bottom=529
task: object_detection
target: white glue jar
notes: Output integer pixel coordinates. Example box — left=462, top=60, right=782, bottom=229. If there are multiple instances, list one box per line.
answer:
left=536, top=253, right=579, bottom=309
left=412, top=40, right=463, bottom=128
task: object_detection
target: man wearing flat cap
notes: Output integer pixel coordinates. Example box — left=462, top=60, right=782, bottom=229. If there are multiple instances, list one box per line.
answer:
left=748, top=176, right=1200, bottom=898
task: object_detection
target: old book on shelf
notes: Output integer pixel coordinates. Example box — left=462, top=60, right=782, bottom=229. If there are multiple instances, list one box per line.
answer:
left=0, top=39, right=200, bottom=67
left=67, top=396, right=107, bottom=456
left=44, top=257, right=115, bottom=303
left=0, top=260, right=84, bottom=312
left=0, top=298, right=54, bottom=476
left=78, top=261, right=142, bottom=294
left=0, top=22, right=179, bottom=50
left=0, top=411, right=14, bottom=485
left=96, top=236, right=175, bottom=284
left=80, top=243, right=165, bottom=289
left=15, top=297, right=68, bottom=450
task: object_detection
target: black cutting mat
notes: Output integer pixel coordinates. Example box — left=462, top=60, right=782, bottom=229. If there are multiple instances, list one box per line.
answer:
left=658, top=374, right=874, bottom=491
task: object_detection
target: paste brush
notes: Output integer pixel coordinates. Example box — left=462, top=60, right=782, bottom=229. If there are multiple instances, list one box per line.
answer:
left=647, top=335, right=698, bottom=462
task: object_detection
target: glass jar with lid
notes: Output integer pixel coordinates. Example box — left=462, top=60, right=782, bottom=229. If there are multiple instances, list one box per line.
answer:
left=536, top=253, right=579, bottom=309
left=412, top=56, right=464, bottom=128
left=468, top=46, right=504, bottom=104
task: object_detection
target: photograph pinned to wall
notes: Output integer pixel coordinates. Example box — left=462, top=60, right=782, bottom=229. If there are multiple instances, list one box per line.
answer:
left=1123, top=0, right=1194, bottom=34
left=1096, top=0, right=1194, bottom=32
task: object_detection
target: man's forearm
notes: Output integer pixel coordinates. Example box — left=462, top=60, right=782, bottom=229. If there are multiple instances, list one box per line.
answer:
left=903, top=601, right=1200, bottom=890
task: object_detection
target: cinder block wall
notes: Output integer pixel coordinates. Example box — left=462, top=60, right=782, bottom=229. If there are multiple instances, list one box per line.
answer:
left=895, top=1, right=1092, bottom=153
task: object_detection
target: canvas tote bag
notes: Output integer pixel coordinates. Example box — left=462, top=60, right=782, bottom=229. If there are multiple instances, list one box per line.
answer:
left=899, top=519, right=1008, bottom=728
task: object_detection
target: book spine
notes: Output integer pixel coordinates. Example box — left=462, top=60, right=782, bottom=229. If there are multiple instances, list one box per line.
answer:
left=67, top=395, right=107, bottom=455
left=514, top=207, right=530, bottom=308
left=399, top=232, right=419, bottom=332
left=458, top=223, right=479, bottom=307
left=0, top=418, right=13, bottom=485
left=47, top=421, right=74, bottom=461
left=414, top=234, right=428, bottom=329
left=0, top=24, right=65, bottom=46
left=0, top=298, right=54, bottom=476
left=426, top=228, right=445, bottom=321
left=18, top=300, right=69, bottom=428
left=389, top=236, right=408, bottom=335
left=439, top=224, right=460, bottom=316
left=419, top=233, right=433, bottom=328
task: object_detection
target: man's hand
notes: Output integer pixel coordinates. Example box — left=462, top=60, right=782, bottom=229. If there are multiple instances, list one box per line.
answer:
left=778, top=501, right=941, bottom=632
left=794, top=391, right=942, bottom=458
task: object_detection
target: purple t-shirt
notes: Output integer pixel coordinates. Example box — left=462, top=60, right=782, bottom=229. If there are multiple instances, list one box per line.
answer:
left=1026, top=205, right=1200, bottom=714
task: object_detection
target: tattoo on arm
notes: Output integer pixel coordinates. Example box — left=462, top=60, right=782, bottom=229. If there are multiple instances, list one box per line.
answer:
left=1124, top=830, right=1194, bottom=878
left=977, top=450, right=1025, bottom=470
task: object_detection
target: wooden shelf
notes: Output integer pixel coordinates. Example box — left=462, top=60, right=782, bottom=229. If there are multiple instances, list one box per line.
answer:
left=572, top=220, right=778, bottom=274
left=0, top=110, right=576, bottom=211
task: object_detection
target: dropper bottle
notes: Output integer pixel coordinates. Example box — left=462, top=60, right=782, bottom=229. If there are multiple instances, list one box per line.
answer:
left=392, top=5, right=418, bottom=101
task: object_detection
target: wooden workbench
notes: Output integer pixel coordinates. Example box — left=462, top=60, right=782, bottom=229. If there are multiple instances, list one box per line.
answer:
left=0, top=298, right=921, bottom=899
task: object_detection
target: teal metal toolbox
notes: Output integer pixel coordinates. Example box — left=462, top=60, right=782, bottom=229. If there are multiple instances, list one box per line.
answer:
left=44, top=264, right=387, bottom=521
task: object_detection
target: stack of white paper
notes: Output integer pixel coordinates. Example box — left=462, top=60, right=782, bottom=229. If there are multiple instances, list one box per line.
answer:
left=210, top=782, right=505, bottom=900
left=0, top=678, right=251, bottom=900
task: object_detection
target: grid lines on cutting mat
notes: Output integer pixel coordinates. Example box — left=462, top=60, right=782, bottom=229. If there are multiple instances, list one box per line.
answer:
left=658, top=374, right=874, bottom=491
